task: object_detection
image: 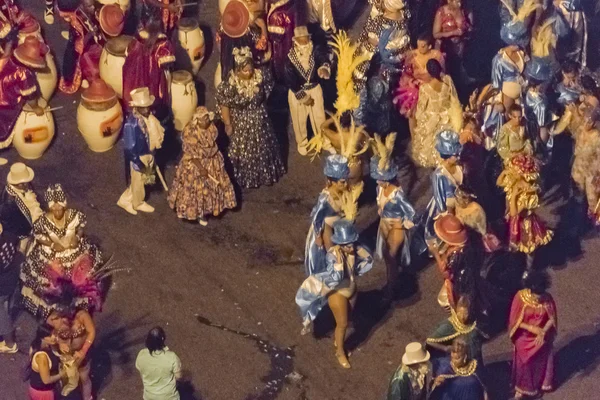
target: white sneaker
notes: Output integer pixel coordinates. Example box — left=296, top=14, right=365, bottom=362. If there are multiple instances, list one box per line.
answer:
left=0, top=341, right=18, bottom=354
left=44, top=9, right=54, bottom=24
left=135, top=202, right=155, bottom=213
left=117, top=200, right=138, bottom=215
left=198, top=217, right=208, bottom=226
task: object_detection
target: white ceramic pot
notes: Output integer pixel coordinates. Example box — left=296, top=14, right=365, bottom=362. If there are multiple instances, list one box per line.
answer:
left=12, top=99, right=55, bottom=160
left=218, top=0, right=231, bottom=14
left=99, top=36, right=133, bottom=98
left=177, top=18, right=205, bottom=75
left=219, top=0, right=264, bottom=14
left=171, top=70, right=197, bottom=131
left=96, top=0, right=130, bottom=12
left=37, top=53, right=58, bottom=101
left=77, top=100, right=123, bottom=152
left=214, top=62, right=222, bottom=89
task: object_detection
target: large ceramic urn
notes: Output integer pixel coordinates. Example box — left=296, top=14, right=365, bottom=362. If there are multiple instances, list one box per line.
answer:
left=176, top=18, right=205, bottom=75
left=171, top=70, right=198, bottom=131
left=99, top=35, right=133, bottom=98
left=12, top=98, right=55, bottom=160
left=77, top=79, right=124, bottom=152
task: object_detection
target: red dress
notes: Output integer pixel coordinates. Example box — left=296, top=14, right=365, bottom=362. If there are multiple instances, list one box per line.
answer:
left=0, top=57, right=38, bottom=146
left=267, top=0, right=295, bottom=81
left=122, top=35, right=175, bottom=111
left=509, top=289, right=557, bottom=397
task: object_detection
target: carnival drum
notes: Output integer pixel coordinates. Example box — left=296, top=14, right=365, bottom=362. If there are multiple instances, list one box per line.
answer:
left=176, top=18, right=205, bottom=75
left=99, top=35, right=133, bottom=98
left=18, top=32, right=58, bottom=101
left=96, top=0, right=130, bottom=12
left=171, top=70, right=198, bottom=131
left=12, top=99, right=55, bottom=160
left=77, top=79, right=124, bottom=152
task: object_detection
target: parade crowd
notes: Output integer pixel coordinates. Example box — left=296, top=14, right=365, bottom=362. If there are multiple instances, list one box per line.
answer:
left=0, top=0, right=596, bottom=398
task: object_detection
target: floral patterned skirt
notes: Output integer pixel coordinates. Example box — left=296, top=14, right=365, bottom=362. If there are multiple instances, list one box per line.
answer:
left=508, top=212, right=553, bottom=254
left=168, top=153, right=237, bottom=220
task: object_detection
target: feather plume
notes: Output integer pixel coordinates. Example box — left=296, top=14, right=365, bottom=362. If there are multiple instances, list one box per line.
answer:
left=516, top=0, right=540, bottom=22
left=531, top=19, right=557, bottom=58
left=340, top=181, right=364, bottom=221
left=500, top=0, right=517, bottom=19
left=372, top=132, right=397, bottom=170
left=329, top=31, right=371, bottom=115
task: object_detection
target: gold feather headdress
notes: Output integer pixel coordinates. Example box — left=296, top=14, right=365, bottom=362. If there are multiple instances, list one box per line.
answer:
left=500, top=0, right=539, bottom=23
left=371, top=132, right=396, bottom=171
left=531, top=19, right=557, bottom=58
left=340, top=181, right=364, bottom=222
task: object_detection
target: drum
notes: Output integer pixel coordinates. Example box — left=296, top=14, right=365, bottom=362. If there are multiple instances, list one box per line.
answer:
left=37, top=53, right=58, bottom=101
left=12, top=99, right=55, bottom=160
left=171, top=70, right=198, bottom=131
left=99, top=35, right=133, bottom=98
left=77, top=98, right=123, bottom=153
left=176, top=18, right=205, bottom=75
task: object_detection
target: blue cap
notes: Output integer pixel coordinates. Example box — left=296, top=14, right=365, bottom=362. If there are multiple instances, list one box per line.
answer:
left=500, top=21, right=529, bottom=47
left=323, top=154, right=350, bottom=180
left=435, top=130, right=462, bottom=157
left=331, top=219, right=359, bottom=245
left=369, top=156, right=398, bottom=181
left=525, top=56, right=555, bottom=82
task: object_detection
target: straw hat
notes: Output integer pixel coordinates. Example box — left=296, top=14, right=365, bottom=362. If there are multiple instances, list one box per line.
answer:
left=13, top=37, right=47, bottom=69
left=402, top=342, right=430, bottom=366
left=81, top=79, right=117, bottom=103
left=221, top=0, right=249, bottom=38
left=434, top=214, right=468, bottom=246
left=7, top=162, right=35, bottom=185
left=99, top=4, right=124, bottom=37
left=129, top=87, right=155, bottom=108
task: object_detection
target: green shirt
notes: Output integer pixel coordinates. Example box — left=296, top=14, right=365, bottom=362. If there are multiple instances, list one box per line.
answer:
left=136, top=347, right=182, bottom=400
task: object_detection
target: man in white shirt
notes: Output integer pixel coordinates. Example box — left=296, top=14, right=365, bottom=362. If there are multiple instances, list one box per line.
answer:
left=136, top=326, right=182, bottom=400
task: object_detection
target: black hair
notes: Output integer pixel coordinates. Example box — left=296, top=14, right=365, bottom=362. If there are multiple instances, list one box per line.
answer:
left=523, top=270, right=551, bottom=294
left=417, top=33, right=434, bottom=45
left=146, top=326, right=167, bottom=355
left=234, top=56, right=254, bottom=71
left=561, top=60, right=580, bottom=75
left=581, top=75, right=598, bottom=94
left=508, top=103, right=522, bottom=115
left=451, top=337, right=468, bottom=356
left=339, top=110, right=353, bottom=130
left=51, top=282, right=78, bottom=319
left=24, top=325, right=54, bottom=382
left=426, top=59, right=443, bottom=80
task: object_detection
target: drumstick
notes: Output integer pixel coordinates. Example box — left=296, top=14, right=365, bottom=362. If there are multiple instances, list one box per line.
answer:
left=45, top=106, right=64, bottom=112
left=182, top=2, right=198, bottom=7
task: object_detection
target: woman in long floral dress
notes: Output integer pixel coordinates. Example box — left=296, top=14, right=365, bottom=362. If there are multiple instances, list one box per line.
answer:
left=216, top=46, right=285, bottom=188
left=20, top=184, right=102, bottom=320
left=412, top=59, right=463, bottom=168
left=168, top=107, right=237, bottom=226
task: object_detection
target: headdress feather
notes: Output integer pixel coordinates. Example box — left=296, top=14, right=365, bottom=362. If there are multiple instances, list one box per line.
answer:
left=531, top=19, right=557, bottom=58
left=340, top=181, right=364, bottom=222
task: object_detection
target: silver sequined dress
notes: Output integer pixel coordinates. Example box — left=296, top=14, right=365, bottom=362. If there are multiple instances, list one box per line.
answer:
left=216, top=67, right=286, bottom=188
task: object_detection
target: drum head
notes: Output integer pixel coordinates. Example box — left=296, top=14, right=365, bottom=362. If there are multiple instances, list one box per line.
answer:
left=178, top=17, right=199, bottom=31
left=106, top=35, right=134, bottom=56
left=172, top=70, right=193, bottom=84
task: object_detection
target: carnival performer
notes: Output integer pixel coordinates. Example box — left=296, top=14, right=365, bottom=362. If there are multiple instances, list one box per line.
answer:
left=497, top=104, right=532, bottom=162
left=0, top=0, right=40, bottom=52
left=432, top=0, right=472, bottom=93
left=168, top=107, right=237, bottom=226
left=46, top=288, right=97, bottom=399
left=354, top=0, right=410, bottom=89
left=216, top=46, right=285, bottom=188
left=304, top=154, right=349, bottom=276
left=394, top=33, right=445, bottom=136
left=0, top=37, right=46, bottom=163
left=283, top=26, right=330, bottom=156
left=386, top=342, right=432, bottom=400
left=266, top=0, right=295, bottom=81
left=496, top=154, right=553, bottom=267
left=454, top=186, right=499, bottom=252
left=0, top=163, right=43, bottom=253
left=552, top=0, right=587, bottom=67
left=424, top=130, right=463, bottom=244
left=26, top=325, right=66, bottom=399
left=122, top=17, right=175, bottom=115
left=371, top=133, right=416, bottom=303
left=555, top=60, right=582, bottom=108
left=509, top=270, right=557, bottom=399
left=20, top=184, right=103, bottom=319
left=118, top=87, right=165, bottom=215
left=140, top=0, right=182, bottom=34
left=431, top=338, right=488, bottom=400
left=56, top=0, right=103, bottom=94
left=296, top=218, right=374, bottom=369
left=426, top=296, right=486, bottom=364
left=493, top=0, right=539, bottom=110
left=412, top=59, right=462, bottom=168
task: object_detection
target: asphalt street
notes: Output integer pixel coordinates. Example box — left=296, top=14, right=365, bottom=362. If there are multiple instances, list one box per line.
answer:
left=1, top=0, right=600, bottom=399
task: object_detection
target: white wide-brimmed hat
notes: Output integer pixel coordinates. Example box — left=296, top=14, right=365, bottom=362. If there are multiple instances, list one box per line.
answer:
left=7, top=162, right=35, bottom=185
left=293, top=26, right=311, bottom=39
left=402, top=342, right=430, bottom=366
left=129, top=87, right=155, bottom=108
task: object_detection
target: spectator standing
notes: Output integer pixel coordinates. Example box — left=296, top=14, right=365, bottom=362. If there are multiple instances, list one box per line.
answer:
left=0, top=223, right=19, bottom=354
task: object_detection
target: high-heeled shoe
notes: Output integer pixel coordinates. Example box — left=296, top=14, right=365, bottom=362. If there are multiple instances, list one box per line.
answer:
left=335, top=352, right=351, bottom=369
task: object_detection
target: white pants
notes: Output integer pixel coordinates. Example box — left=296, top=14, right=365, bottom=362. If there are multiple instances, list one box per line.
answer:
left=288, top=85, right=326, bottom=150
left=118, top=165, right=146, bottom=209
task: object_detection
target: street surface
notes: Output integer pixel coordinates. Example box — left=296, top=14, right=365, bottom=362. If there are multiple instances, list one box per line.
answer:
left=1, top=1, right=600, bottom=399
